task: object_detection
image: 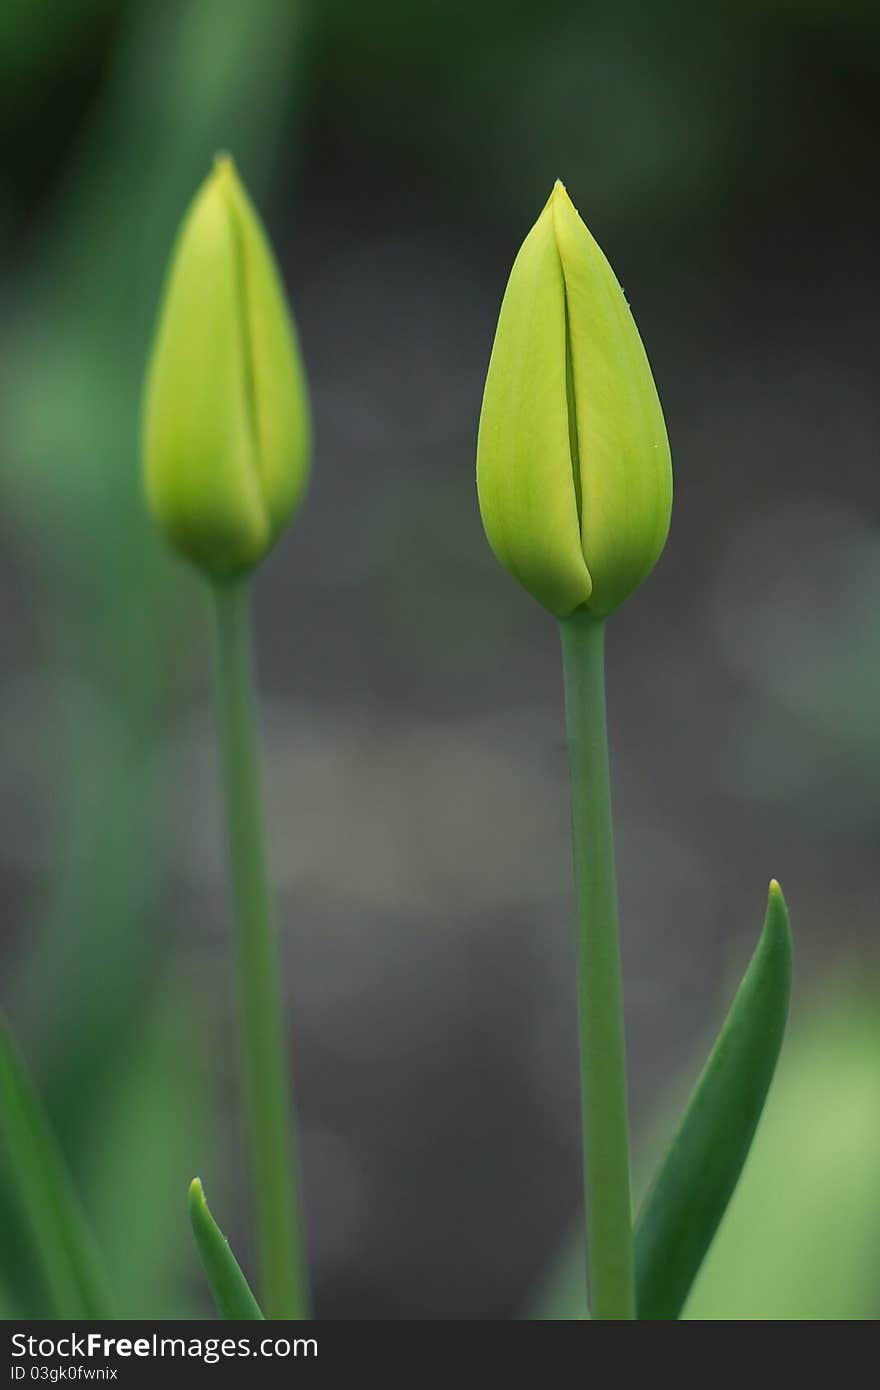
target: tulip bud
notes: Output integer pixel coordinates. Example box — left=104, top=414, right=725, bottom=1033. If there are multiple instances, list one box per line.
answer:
left=477, top=181, right=672, bottom=618
left=142, top=156, right=310, bottom=576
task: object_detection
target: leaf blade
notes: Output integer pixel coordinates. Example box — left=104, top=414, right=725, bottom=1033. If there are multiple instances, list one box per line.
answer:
left=635, top=881, right=793, bottom=1320
left=189, top=1178, right=264, bottom=1320
left=0, top=1016, right=114, bottom=1318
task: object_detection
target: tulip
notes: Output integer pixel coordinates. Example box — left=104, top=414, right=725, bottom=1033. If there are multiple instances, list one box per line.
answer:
left=143, top=155, right=310, bottom=576
left=477, top=180, right=671, bottom=618
left=142, top=159, right=312, bottom=1319
left=476, top=181, right=676, bottom=1317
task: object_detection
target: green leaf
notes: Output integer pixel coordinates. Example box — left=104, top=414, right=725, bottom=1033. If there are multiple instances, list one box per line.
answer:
left=635, top=880, right=792, bottom=1320
left=189, top=1178, right=264, bottom=1320
left=683, top=984, right=880, bottom=1320
left=0, top=1016, right=114, bottom=1318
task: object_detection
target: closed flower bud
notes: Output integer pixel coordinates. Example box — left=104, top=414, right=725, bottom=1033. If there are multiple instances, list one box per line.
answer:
left=477, top=181, right=672, bottom=618
left=143, top=156, right=310, bottom=576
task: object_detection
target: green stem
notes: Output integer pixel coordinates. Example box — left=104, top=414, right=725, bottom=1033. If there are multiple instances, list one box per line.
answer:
left=211, top=579, right=309, bottom=1320
left=559, top=610, right=635, bottom=1319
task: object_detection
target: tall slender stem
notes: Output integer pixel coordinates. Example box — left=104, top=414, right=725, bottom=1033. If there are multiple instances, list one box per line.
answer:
left=211, top=579, right=309, bottom=1320
left=559, top=610, right=635, bottom=1319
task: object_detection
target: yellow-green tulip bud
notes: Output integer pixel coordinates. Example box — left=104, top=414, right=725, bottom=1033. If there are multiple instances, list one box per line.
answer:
left=142, top=156, right=310, bottom=576
left=477, top=181, right=672, bottom=618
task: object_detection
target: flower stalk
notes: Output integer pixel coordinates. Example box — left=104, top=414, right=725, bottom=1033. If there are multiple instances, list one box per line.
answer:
left=211, top=578, right=309, bottom=1320
left=559, top=610, right=634, bottom=1320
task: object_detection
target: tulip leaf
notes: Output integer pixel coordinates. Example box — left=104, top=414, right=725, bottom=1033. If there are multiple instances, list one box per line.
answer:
left=635, top=881, right=792, bottom=1320
left=0, top=1016, right=114, bottom=1318
left=189, top=1178, right=264, bottom=1320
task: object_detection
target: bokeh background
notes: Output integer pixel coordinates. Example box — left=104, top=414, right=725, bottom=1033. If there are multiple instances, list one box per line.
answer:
left=1, top=0, right=878, bottom=1320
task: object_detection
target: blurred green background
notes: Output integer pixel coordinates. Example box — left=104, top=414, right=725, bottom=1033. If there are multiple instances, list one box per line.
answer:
left=0, top=0, right=878, bottom=1319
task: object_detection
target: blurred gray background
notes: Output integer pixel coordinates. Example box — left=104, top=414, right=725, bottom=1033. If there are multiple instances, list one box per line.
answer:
left=0, top=0, right=877, bottom=1318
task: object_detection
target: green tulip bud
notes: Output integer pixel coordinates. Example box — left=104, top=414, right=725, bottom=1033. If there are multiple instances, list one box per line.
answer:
left=476, top=181, right=672, bottom=618
left=142, top=156, right=311, bottom=576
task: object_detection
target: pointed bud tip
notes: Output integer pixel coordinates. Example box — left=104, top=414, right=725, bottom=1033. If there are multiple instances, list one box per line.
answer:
left=210, top=153, right=239, bottom=198
left=768, top=878, right=782, bottom=898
